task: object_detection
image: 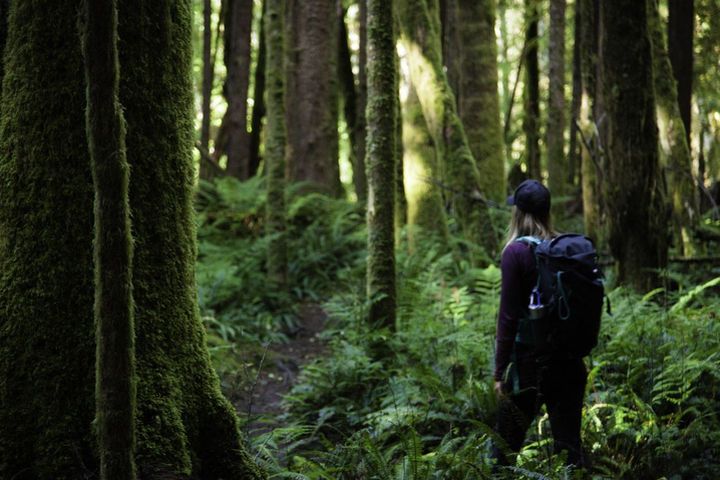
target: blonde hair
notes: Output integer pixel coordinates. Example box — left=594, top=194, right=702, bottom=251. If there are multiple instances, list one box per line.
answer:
left=504, top=206, right=555, bottom=250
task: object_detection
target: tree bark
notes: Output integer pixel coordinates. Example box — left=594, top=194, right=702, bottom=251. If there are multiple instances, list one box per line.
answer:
left=600, top=0, right=669, bottom=291
left=199, top=0, right=214, bottom=179
left=649, top=0, right=698, bottom=257
left=398, top=0, right=498, bottom=259
left=249, top=0, right=267, bottom=177
left=338, top=1, right=367, bottom=202
left=546, top=0, right=567, bottom=202
left=668, top=0, right=693, bottom=146
left=402, top=83, right=449, bottom=248
left=523, top=0, right=541, bottom=180
left=445, top=0, right=506, bottom=202
left=567, top=0, right=582, bottom=186
left=266, top=0, right=288, bottom=286
left=80, top=1, right=136, bottom=478
left=366, top=0, right=396, bottom=329
left=224, top=0, right=254, bottom=179
left=285, top=0, right=342, bottom=195
left=356, top=0, right=369, bottom=203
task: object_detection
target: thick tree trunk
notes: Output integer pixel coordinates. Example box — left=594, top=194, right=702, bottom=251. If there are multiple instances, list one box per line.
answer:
left=402, top=83, right=449, bottom=248
left=546, top=0, right=567, bottom=202
left=199, top=0, right=214, bottom=179
left=80, top=1, right=136, bottom=478
left=0, top=3, right=97, bottom=476
left=523, top=0, right=541, bottom=180
left=249, top=0, right=267, bottom=177
left=668, top=0, right=693, bottom=146
left=338, top=1, right=367, bottom=202
left=649, top=0, right=698, bottom=257
left=224, top=0, right=254, bottom=179
left=398, top=0, right=498, bottom=258
left=445, top=0, right=506, bottom=202
left=600, top=0, right=669, bottom=291
left=266, top=0, right=288, bottom=286
left=395, top=46, right=407, bottom=237
left=366, top=0, right=396, bottom=329
left=286, top=0, right=341, bottom=195
left=0, top=1, right=267, bottom=478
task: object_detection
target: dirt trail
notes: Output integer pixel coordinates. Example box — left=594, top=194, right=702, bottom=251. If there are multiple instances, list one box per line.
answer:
left=235, top=304, right=328, bottom=434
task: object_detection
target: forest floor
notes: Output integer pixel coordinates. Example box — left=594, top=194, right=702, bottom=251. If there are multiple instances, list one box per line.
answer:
left=235, top=304, right=328, bottom=436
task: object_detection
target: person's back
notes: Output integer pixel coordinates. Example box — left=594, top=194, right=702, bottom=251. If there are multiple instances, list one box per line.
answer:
left=492, top=180, right=587, bottom=467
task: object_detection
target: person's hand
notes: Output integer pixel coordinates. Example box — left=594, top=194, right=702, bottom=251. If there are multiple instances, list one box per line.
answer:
left=494, top=380, right=505, bottom=398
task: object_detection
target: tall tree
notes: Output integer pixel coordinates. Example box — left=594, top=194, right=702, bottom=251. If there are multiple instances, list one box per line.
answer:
left=0, top=1, right=266, bottom=477
left=118, top=1, right=265, bottom=475
left=523, top=0, right=541, bottom=180
left=366, top=0, right=396, bottom=329
left=285, top=0, right=342, bottom=195
left=546, top=0, right=567, bottom=201
left=668, top=0, right=694, bottom=146
left=356, top=0, right=369, bottom=202
left=398, top=0, right=498, bottom=258
left=338, top=1, right=367, bottom=202
left=80, top=0, right=136, bottom=478
left=579, top=0, right=602, bottom=242
left=249, top=0, right=267, bottom=177
left=224, top=0, right=254, bottom=178
left=0, top=3, right=97, bottom=476
left=600, top=0, right=668, bottom=291
left=266, top=0, right=288, bottom=285
left=402, top=83, right=449, bottom=248
left=649, top=0, right=698, bottom=257
left=567, top=0, right=582, bottom=186
left=199, top=0, right=214, bottom=179
left=444, top=0, right=506, bottom=202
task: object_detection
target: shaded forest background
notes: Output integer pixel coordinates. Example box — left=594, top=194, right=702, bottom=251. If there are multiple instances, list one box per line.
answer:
left=0, top=0, right=719, bottom=479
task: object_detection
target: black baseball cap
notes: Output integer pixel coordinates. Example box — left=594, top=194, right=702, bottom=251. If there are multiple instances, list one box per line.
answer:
left=507, top=179, right=551, bottom=215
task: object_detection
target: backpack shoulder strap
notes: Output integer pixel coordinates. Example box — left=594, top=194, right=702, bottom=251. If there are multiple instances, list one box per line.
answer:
left=515, top=235, right=542, bottom=247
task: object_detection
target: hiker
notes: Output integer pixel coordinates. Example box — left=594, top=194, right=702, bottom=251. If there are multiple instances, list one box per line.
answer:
left=492, top=179, right=588, bottom=467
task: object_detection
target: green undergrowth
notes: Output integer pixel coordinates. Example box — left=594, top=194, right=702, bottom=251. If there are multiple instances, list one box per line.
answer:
left=194, top=180, right=720, bottom=479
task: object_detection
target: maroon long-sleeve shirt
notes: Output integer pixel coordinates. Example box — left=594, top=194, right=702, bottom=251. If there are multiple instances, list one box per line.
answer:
left=494, top=241, right=537, bottom=381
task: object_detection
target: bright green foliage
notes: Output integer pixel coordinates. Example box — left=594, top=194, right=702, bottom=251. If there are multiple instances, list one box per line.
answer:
left=366, top=0, right=397, bottom=329
left=81, top=0, right=136, bottom=478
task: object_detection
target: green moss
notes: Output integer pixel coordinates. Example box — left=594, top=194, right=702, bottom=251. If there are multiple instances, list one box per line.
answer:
left=398, top=0, right=498, bottom=260
left=546, top=0, right=567, bottom=201
left=366, top=0, right=397, bottom=329
left=0, top=2, right=96, bottom=477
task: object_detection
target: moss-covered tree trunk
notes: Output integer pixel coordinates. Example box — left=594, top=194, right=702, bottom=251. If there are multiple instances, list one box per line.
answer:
left=394, top=36, right=407, bottom=238
left=81, top=1, right=136, bottom=478
left=648, top=0, right=698, bottom=257
left=567, top=0, right=582, bottom=186
left=224, top=0, right=254, bottom=179
left=546, top=0, right=567, bottom=202
left=118, top=3, right=267, bottom=475
left=523, top=0, right=541, bottom=180
left=579, top=0, right=601, bottom=242
left=600, top=0, right=668, bottom=291
left=0, top=1, right=267, bottom=478
left=249, top=0, right=267, bottom=178
left=397, top=0, right=498, bottom=258
left=366, top=0, right=396, bottom=329
left=355, top=0, right=369, bottom=203
left=285, top=0, right=342, bottom=196
left=402, top=83, right=449, bottom=248
left=444, top=0, right=506, bottom=202
left=266, top=0, right=288, bottom=286
left=0, top=3, right=96, bottom=477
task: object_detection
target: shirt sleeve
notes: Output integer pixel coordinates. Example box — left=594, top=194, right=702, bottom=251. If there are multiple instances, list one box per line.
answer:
left=494, top=243, right=529, bottom=381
